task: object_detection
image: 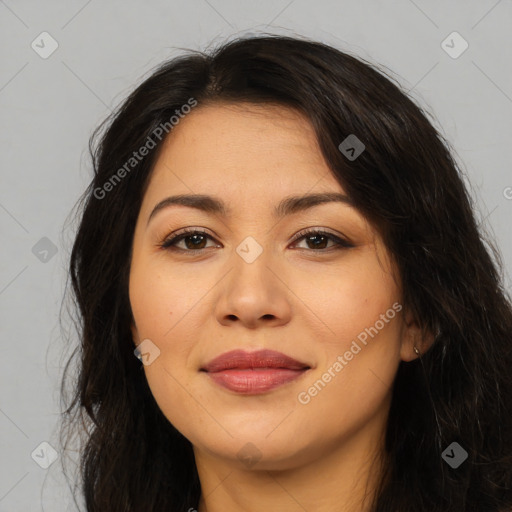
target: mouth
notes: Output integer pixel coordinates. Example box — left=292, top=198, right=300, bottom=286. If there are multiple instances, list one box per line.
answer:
left=200, top=349, right=311, bottom=395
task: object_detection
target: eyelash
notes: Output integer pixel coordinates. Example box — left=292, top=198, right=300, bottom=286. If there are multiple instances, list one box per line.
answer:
left=158, top=227, right=353, bottom=254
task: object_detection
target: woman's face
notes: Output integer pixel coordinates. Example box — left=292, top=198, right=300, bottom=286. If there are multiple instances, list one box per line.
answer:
left=129, top=103, right=419, bottom=471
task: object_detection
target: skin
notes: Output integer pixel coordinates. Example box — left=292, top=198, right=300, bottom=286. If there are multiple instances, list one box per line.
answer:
left=129, top=103, right=430, bottom=512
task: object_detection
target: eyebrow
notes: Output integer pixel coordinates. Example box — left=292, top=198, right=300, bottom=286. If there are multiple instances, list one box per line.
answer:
left=146, top=192, right=355, bottom=226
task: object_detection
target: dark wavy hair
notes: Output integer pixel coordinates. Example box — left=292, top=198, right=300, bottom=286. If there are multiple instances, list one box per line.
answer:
left=59, top=33, right=512, bottom=511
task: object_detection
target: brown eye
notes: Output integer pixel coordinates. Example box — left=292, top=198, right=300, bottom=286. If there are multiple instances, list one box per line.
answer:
left=160, top=229, right=218, bottom=252
left=290, top=229, right=354, bottom=251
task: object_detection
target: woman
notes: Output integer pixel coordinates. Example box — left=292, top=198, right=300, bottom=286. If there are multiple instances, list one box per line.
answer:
left=60, top=34, right=512, bottom=511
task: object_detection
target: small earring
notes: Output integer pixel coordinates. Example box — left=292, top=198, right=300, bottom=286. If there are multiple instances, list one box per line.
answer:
left=413, top=346, right=421, bottom=356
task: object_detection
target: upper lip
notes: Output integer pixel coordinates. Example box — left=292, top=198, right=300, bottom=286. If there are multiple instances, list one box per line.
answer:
left=201, top=349, right=310, bottom=372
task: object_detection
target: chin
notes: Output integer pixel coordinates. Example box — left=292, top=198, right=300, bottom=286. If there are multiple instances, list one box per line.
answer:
left=191, top=428, right=320, bottom=471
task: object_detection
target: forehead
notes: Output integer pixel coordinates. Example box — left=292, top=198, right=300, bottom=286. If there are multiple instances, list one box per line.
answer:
left=146, top=102, right=343, bottom=195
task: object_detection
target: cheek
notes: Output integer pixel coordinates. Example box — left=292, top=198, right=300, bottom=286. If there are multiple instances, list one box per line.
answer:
left=293, top=255, right=401, bottom=409
left=129, top=260, right=210, bottom=378
left=294, top=313, right=401, bottom=449
left=293, top=254, right=399, bottom=340
left=129, top=264, right=206, bottom=437
left=129, top=262, right=198, bottom=341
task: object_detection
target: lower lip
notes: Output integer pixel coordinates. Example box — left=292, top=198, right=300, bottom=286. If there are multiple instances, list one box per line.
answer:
left=205, top=368, right=308, bottom=394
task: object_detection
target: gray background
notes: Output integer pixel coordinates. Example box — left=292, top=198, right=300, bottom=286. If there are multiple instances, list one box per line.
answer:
left=1, top=1, right=511, bottom=510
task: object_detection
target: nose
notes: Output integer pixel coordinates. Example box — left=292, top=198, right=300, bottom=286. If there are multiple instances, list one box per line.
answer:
left=214, top=248, right=293, bottom=330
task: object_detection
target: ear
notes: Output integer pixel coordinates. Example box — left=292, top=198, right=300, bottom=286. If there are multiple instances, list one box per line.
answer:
left=400, top=309, right=436, bottom=362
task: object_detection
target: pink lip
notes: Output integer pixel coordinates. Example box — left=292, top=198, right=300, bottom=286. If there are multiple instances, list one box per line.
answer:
left=201, top=349, right=310, bottom=394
